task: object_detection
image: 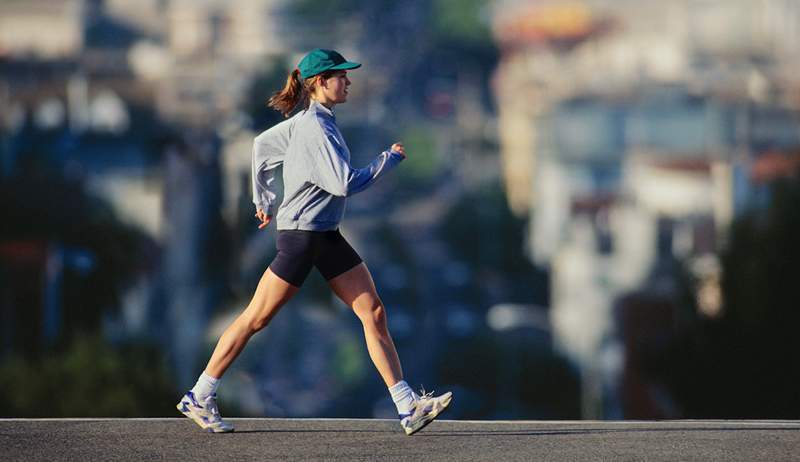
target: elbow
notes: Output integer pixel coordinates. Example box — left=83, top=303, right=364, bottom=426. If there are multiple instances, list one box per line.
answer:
left=332, top=175, right=351, bottom=197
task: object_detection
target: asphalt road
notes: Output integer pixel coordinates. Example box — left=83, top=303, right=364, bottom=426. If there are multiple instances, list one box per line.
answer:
left=2, top=418, right=799, bottom=461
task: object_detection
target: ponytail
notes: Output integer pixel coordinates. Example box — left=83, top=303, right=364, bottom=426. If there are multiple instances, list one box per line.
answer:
left=268, top=69, right=306, bottom=118
left=267, top=68, right=338, bottom=118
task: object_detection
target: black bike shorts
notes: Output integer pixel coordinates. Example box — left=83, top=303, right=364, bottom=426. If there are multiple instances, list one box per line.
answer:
left=269, top=229, right=363, bottom=287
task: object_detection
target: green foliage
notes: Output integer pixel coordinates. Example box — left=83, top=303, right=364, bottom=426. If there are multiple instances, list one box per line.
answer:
left=0, top=336, right=176, bottom=417
left=395, top=125, right=441, bottom=185
left=244, top=56, right=294, bottom=130
left=431, top=0, right=492, bottom=45
left=654, top=175, right=800, bottom=418
left=721, top=177, right=800, bottom=330
left=332, top=336, right=367, bottom=385
left=438, top=332, right=581, bottom=419
left=286, top=0, right=363, bottom=19
left=441, top=183, right=532, bottom=273
left=437, top=181, right=549, bottom=307
left=287, top=0, right=493, bottom=46
left=0, top=173, right=153, bottom=349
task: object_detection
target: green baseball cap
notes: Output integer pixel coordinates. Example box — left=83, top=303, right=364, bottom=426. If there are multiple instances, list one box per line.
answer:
left=297, top=48, right=361, bottom=79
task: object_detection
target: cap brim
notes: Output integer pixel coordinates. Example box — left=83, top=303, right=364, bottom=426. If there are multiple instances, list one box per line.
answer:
left=331, top=61, right=361, bottom=71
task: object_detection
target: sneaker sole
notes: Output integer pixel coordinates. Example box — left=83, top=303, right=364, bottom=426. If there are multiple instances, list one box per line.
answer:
left=176, top=402, right=234, bottom=433
left=405, top=393, right=452, bottom=436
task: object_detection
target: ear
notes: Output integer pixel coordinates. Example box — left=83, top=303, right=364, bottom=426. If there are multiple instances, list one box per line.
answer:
left=317, top=75, right=328, bottom=89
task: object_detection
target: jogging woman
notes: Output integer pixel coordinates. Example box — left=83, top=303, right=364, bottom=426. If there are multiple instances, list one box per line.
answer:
left=177, top=48, right=452, bottom=435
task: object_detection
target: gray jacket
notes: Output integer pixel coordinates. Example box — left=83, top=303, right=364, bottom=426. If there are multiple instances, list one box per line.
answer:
left=252, top=100, right=403, bottom=231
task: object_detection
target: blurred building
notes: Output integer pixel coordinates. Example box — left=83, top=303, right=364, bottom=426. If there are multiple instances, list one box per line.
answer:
left=151, top=0, right=289, bottom=126
left=0, top=0, right=292, bottom=386
left=492, top=0, right=800, bottom=418
left=0, top=0, right=296, bottom=250
left=494, top=0, right=800, bottom=217
left=0, top=0, right=86, bottom=59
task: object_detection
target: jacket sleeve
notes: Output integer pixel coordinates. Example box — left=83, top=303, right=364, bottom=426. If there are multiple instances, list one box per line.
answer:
left=252, top=117, right=295, bottom=215
left=309, top=122, right=404, bottom=197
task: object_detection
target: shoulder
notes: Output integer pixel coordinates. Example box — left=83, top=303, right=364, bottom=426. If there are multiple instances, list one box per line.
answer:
left=295, top=105, right=337, bottom=140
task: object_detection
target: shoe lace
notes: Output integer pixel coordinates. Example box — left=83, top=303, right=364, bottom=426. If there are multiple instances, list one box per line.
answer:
left=417, top=386, right=434, bottom=400
left=204, top=395, right=222, bottom=421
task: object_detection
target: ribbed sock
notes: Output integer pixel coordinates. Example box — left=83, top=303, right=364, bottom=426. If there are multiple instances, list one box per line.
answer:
left=389, top=380, right=415, bottom=416
left=190, top=372, right=220, bottom=402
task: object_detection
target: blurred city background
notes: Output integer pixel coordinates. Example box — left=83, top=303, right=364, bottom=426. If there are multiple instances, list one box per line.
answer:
left=1, top=0, right=799, bottom=420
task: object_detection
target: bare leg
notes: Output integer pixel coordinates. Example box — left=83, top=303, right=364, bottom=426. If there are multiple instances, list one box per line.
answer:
left=328, top=263, right=403, bottom=387
left=204, top=268, right=299, bottom=378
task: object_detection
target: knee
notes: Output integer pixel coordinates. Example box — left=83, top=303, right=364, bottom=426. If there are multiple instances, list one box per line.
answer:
left=247, top=316, right=269, bottom=333
left=356, top=299, right=387, bottom=330
left=242, top=308, right=270, bottom=334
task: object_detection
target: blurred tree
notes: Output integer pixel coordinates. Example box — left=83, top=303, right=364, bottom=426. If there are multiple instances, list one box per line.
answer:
left=0, top=146, right=179, bottom=417
left=288, top=0, right=363, bottom=18
left=283, top=0, right=497, bottom=118
left=0, top=336, right=175, bottom=417
left=243, top=56, right=293, bottom=131
left=395, top=125, right=441, bottom=187
left=722, top=177, right=800, bottom=331
left=434, top=182, right=571, bottom=419
left=655, top=175, right=800, bottom=418
left=0, top=168, right=154, bottom=353
left=431, top=0, right=493, bottom=46
left=437, top=330, right=580, bottom=419
left=440, top=182, right=549, bottom=305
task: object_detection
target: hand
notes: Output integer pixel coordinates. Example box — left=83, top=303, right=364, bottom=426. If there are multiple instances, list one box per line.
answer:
left=390, top=142, right=406, bottom=159
left=255, top=209, right=272, bottom=230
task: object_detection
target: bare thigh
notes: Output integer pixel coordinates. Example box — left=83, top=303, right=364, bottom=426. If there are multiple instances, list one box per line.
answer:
left=328, top=263, right=381, bottom=314
left=243, top=267, right=300, bottom=330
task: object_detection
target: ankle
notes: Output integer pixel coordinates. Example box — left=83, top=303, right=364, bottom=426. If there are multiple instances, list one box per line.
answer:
left=389, top=380, right=415, bottom=415
left=190, top=371, right=220, bottom=401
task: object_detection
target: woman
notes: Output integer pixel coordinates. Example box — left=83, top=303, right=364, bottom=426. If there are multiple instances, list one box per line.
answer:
left=177, top=48, right=452, bottom=435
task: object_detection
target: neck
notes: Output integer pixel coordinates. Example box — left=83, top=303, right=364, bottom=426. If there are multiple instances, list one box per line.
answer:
left=312, top=96, right=335, bottom=110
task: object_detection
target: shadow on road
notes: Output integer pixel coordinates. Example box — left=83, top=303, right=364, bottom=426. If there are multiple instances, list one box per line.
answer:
left=233, top=429, right=392, bottom=434
left=417, top=426, right=800, bottom=437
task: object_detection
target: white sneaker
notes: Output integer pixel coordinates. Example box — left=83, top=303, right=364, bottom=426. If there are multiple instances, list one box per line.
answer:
left=177, top=391, right=234, bottom=433
left=400, top=389, right=453, bottom=436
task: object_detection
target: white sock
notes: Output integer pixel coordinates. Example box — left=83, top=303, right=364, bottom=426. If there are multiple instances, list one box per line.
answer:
left=190, top=372, right=219, bottom=401
left=389, top=380, right=416, bottom=416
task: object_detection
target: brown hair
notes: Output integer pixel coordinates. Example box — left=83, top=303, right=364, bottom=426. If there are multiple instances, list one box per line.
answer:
left=267, top=69, right=337, bottom=118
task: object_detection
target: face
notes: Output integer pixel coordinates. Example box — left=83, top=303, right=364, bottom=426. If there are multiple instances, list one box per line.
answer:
left=316, top=70, right=351, bottom=105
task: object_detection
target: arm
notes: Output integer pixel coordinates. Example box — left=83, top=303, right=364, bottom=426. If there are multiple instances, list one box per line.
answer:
left=309, top=123, right=404, bottom=197
left=252, top=116, right=295, bottom=216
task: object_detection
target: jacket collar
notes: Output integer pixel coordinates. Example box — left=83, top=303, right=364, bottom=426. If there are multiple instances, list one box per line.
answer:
left=309, top=99, right=335, bottom=120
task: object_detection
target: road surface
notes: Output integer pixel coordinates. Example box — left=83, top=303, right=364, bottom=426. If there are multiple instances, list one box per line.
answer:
left=2, top=418, right=799, bottom=461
